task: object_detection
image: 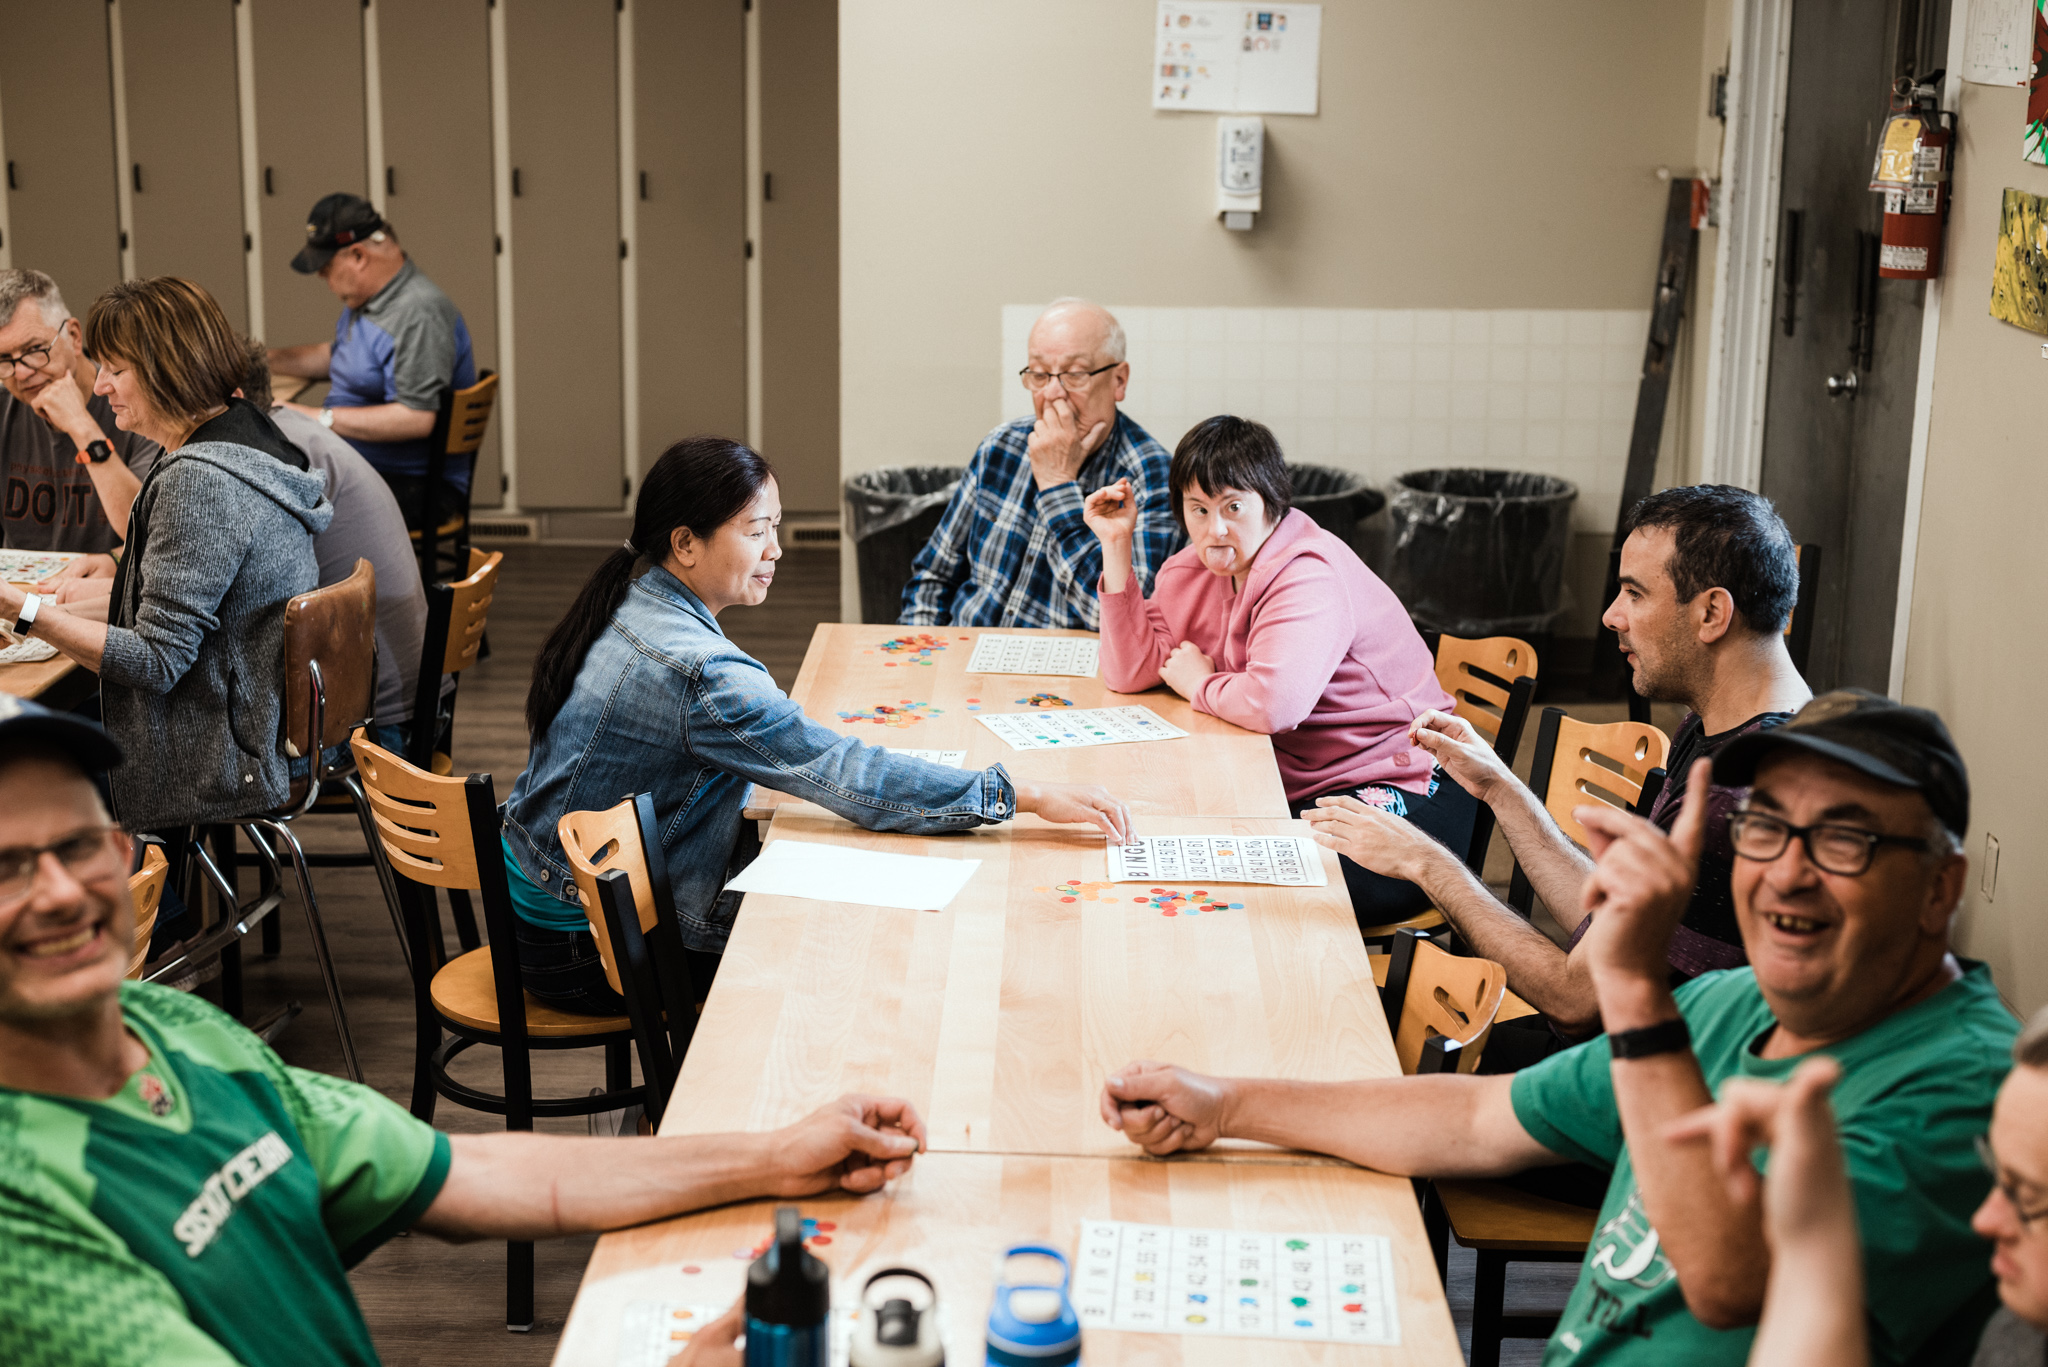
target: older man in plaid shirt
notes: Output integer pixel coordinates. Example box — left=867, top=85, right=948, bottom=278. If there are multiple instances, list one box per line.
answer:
left=900, top=299, right=1180, bottom=630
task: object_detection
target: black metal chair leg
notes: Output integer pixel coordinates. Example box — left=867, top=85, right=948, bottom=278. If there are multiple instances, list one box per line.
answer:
left=1471, top=1250, right=1507, bottom=1367
left=503, top=1008, right=536, bottom=1332
left=447, top=888, right=481, bottom=952
left=1421, top=1184, right=1450, bottom=1285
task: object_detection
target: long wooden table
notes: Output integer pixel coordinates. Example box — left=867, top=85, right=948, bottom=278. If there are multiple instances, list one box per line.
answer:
left=556, top=1154, right=1461, bottom=1367
left=1, top=570, right=84, bottom=702
left=745, top=624, right=1291, bottom=819
left=664, top=812, right=1389, bottom=1161
left=555, top=628, right=1460, bottom=1366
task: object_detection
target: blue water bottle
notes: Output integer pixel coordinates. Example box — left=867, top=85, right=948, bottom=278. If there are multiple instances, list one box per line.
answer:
left=984, top=1245, right=1081, bottom=1366
left=744, top=1206, right=830, bottom=1367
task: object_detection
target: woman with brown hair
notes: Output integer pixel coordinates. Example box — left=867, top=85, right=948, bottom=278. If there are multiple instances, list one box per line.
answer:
left=0, top=277, right=331, bottom=832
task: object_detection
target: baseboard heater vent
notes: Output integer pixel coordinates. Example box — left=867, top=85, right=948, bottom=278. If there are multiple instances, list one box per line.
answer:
left=470, top=517, right=540, bottom=543
left=786, top=523, right=840, bottom=546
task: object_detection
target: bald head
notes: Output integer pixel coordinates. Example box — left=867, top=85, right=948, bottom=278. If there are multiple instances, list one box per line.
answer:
left=1031, top=298, right=1125, bottom=364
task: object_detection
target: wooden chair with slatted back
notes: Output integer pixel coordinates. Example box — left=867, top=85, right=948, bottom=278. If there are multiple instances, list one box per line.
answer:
left=1506, top=707, right=1670, bottom=916
left=125, top=843, right=169, bottom=981
left=349, top=728, right=640, bottom=1333
left=415, top=371, right=498, bottom=582
left=558, top=795, right=705, bottom=1127
left=1356, top=635, right=1544, bottom=946
left=1376, top=929, right=1507, bottom=1076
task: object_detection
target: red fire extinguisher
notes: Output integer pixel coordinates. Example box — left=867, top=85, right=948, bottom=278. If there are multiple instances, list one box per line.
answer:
left=1869, top=74, right=1954, bottom=280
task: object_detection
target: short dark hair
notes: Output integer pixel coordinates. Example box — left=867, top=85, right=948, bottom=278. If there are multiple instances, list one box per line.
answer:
left=1619, top=484, right=1799, bottom=634
left=1169, top=415, right=1291, bottom=527
left=237, top=336, right=272, bottom=409
left=82, top=277, right=246, bottom=428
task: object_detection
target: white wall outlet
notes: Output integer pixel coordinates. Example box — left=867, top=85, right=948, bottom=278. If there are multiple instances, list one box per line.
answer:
left=1982, top=833, right=2000, bottom=901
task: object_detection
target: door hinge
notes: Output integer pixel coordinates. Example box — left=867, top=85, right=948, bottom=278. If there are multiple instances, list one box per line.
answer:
left=745, top=239, right=754, bottom=259
left=494, top=233, right=503, bottom=255
left=639, top=170, right=648, bottom=200
left=501, top=473, right=510, bottom=495
left=132, top=163, right=144, bottom=193
left=263, top=166, right=274, bottom=196
left=620, top=239, right=629, bottom=259
left=119, top=231, right=129, bottom=251
left=622, top=476, right=632, bottom=499
left=763, top=172, right=773, bottom=201
left=244, top=232, right=253, bottom=252
left=6, top=161, right=16, bottom=191
left=386, top=166, right=396, bottom=196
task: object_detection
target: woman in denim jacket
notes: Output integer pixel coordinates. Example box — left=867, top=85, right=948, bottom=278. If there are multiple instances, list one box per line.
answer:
left=502, top=437, right=1132, bottom=1013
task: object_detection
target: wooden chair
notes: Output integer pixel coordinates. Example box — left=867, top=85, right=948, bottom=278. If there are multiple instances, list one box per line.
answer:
left=144, top=560, right=379, bottom=1081
left=1355, top=635, right=1540, bottom=946
left=349, top=728, right=642, bottom=1332
left=1377, top=928, right=1507, bottom=1076
left=414, top=371, right=498, bottom=583
left=1506, top=707, right=1670, bottom=917
left=558, top=795, right=706, bottom=1127
left=125, top=843, right=169, bottom=981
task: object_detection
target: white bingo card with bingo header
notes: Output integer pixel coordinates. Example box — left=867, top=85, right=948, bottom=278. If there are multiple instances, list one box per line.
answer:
left=1105, top=835, right=1327, bottom=886
left=964, top=633, right=1100, bottom=677
left=1071, top=1219, right=1400, bottom=1344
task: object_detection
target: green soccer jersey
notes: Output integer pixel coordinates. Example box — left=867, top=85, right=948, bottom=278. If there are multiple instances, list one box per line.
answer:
left=0, top=982, right=450, bottom=1367
left=1512, top=960, right=2017, bottom=1367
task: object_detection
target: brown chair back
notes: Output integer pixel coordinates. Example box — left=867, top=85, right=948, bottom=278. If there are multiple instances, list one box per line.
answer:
left=559, top=799, right=659, bottom=996
left=125, top=844, right=169, bottom=980
left=445, top=373, right=498, bottom=458
left=1385, top=931, right=1506, bottom=1075
left=1434, top=634, right=1538, bottom=749
left=349, top=729, right=483, bottom=892
left=283, top=558, right=378, bottom=801
left=1535, top=712, right=1671, bottom=847
left=441, top=548, right=501, bottom=675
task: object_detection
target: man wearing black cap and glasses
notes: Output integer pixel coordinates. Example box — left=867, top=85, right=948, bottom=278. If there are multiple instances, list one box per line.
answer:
left=1099, top=689, right=2017, bottom=1367
left=267, top=193, right=476, bottom=531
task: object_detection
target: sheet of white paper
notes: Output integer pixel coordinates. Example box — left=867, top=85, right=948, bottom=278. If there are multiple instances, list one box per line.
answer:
left=965, top=633, right=1100, bottom=677
left=1072, top=1220, right=1400, bottom=1344
left=0, top=548, right=82, bottom=584
left=1153, top=3, right=1321, bottom=114
left=1964, top=0, right=2033, bottom=85
left=618, top=1302, right=959, bottom=1367
left=1107, top=835, right=1326, bottom=886
left=724, top=840, right=981, bottom=911
left=887, top=748, right=969, bottom=766
left=976, top=705, right=1188, bottom=751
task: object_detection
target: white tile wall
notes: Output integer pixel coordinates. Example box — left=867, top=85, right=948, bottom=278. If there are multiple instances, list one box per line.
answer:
left=1000, top=305, right=1651, bottom=534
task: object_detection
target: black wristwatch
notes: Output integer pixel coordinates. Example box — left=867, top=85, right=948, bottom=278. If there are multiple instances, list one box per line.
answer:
left=1608, top=1018, right=1691, bottom=1060
left=82, top=439, right=113, bottom=464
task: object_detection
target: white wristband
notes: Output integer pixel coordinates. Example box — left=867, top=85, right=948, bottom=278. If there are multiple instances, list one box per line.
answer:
left=14, top=592, right=41, bottom=638
left=319, top=407, right=335, bottom=429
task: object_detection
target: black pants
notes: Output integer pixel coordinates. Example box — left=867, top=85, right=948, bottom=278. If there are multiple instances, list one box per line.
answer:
left=1293, top=768, right=1479, bottom=931
left=514, top=920, right=721, bottom=1018
left=378, top=472, right=469, bottom=534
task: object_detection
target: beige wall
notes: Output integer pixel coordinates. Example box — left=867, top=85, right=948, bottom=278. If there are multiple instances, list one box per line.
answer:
left=1901, top=81, right=2048, bottom=1016
left=841, top=0, right=1719, bottom=621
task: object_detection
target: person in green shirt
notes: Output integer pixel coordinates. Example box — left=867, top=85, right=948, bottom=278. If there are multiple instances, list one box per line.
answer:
left=1097, top=688, right=2016, bottom=1367
left=0, top=696, right=929, bottom=1367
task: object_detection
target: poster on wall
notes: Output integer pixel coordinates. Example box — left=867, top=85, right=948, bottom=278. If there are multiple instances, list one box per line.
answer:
left=1966, top=0, right=2033, bottom=86
left=1152, top=3, right=1321, bottom=115
left=1989, top=188, right=2048, bottom=333
left=2027, top=0, right=2048, bottom=161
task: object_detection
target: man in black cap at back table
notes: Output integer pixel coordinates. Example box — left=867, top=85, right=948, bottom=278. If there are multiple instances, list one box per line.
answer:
left=267, top=193, right=476, bottom=532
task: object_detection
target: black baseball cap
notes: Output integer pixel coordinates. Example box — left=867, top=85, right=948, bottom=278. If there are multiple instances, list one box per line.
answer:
left=0, top=694, right=123, bottom=774
left=291, top=193, right=386, bottom=275
left=1712, top=688, right=1968, bottom=838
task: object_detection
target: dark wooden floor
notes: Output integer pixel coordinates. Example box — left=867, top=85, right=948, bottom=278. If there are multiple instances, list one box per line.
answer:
left=224, top=543, right=1586, bottom=1365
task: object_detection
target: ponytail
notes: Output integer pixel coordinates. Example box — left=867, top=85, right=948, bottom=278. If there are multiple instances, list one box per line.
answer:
left=526, top=436, right=774, bottom=737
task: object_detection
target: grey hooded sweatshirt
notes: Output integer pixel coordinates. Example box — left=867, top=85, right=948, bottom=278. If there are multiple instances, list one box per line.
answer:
left=100, top=399, right=333, bottom=830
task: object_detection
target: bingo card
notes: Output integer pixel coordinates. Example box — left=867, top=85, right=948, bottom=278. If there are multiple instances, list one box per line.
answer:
left=1106, top=835, right=1326, bottom=886
left=1072, top=1219, right=1400, bottom=1345
left=965, top=633, right=1100, bottom=677
left=0, top=549, right=81, bottom=584
left=976, top=705, right=1186, bottom=751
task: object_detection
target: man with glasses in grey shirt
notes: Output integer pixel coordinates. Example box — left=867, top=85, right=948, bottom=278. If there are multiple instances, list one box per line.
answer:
left=0, top=270, right=160, bottom=557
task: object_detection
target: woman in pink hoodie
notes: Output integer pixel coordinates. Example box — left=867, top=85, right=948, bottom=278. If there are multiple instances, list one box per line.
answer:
left=1085, top=415, right=1468, bottom=929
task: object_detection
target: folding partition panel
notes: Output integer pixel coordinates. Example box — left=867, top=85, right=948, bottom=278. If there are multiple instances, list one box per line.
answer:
left=0, top=2, right=121, bottom=313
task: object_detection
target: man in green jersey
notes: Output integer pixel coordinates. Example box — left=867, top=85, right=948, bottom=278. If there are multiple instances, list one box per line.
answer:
left=0, top=697, right=928, bottom=1367
left=1099, top=689, right=2017, bottom=1367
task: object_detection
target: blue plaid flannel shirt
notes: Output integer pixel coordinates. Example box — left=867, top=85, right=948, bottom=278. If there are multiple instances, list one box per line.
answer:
left=899, top=411, right=1180, bottom=629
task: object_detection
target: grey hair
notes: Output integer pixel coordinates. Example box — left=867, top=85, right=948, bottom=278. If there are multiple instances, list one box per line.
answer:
left=2017, top=1004, right=2048, bottom=1068
left=1038, top=296, right=1126, bottom=364
left=0, top=269, right=70, bottom=329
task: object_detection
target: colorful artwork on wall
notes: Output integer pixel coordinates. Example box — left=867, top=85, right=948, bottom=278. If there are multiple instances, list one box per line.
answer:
left=1990, top=187, right=2048, bottom=334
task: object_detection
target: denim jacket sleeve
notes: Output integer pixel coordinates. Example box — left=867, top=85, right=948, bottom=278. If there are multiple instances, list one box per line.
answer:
left=686, top=647, right=1016, bottom=830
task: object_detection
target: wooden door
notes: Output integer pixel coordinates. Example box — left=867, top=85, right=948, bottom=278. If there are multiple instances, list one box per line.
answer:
left=378, top=0, right=502, bottom=506
left=0, top=1, right=121, bottom=311
left=505, top=0, right=621, bottom=509
left=122, top=0, right=247, bottom=329
left=635, top=0, right=747, bottom=468
left=250, top=0, right=367, bottom=350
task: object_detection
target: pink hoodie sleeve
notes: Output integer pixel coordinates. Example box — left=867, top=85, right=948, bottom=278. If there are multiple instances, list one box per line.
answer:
left=1190, top=556, right=1350, bottom=735
left=1097, top=573, right=1177, bottom=693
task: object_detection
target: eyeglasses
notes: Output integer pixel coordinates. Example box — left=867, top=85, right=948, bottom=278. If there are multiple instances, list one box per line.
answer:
left=1978, top=1134, right=2048, bottom=1229
left=0, top=826, right=122, bottom=908
left=1019, top=362, right=1120, bottom=393
left=0, top=336, right=60, bottom=381
left=1728, top=809, right=1929, bottom=877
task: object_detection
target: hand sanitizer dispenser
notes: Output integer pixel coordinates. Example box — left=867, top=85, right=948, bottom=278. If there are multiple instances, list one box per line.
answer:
left=1217, top=116, right=1263, bottom=230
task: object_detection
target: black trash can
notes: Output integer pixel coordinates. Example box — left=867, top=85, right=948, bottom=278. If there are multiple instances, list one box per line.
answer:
left=1287, top=464, right=1387, bottom=554
left=843, top=466, right=964, bottom=624
left=1384, top=469, right=1578, bottom=636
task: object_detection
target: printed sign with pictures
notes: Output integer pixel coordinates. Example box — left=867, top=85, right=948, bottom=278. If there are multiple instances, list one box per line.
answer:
left=1153, top=3, right=1322, bottom=114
